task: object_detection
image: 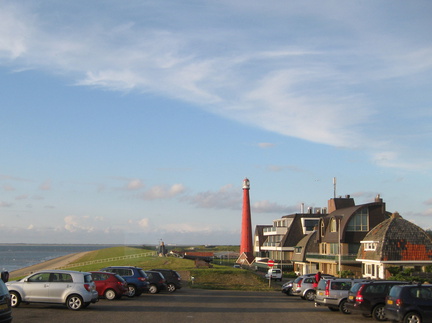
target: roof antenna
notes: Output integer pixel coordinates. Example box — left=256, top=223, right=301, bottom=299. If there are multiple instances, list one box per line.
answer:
left=333, top=177, right=337, bottom=198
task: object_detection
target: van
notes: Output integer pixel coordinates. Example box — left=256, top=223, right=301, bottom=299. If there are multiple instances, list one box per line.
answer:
left=265, top=268, right=282, bottom=281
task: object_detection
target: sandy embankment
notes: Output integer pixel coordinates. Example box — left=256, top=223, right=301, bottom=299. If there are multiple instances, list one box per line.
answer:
left=9, top=251, right=91, bottom=279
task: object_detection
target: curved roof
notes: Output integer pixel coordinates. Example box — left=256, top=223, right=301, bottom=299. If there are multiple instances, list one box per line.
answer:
left=357, top=213, right=432, bottom=261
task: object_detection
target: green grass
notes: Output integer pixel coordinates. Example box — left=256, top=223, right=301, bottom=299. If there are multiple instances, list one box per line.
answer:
left=64, top=246, right=272, bottom=291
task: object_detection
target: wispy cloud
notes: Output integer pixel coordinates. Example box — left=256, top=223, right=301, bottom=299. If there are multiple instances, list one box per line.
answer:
left=141, top=184, right=186, bottom=200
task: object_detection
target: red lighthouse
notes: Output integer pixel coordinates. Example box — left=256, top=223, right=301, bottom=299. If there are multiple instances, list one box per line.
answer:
left=240, top=178, right=253, bottom=257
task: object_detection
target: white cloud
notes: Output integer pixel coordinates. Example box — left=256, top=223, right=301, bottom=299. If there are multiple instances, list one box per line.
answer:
left=126, top=179, right=144, bottom=190
left=64, top=215, right=95, bottom=233
left=184, top=184, right=241, bottom=209
left=141, top=184, right=185, bottom=200
left=251, top=200, right=291, bottom=214
left=0, top=201, right=12, bottom=207
left=138, top=218, right=150, bottom=228
left=39, top=180, right=51, bottom=191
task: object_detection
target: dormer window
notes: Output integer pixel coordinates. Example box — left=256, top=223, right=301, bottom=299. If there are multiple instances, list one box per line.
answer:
left=363, top=241, right=378, bottom=251
left=347, top=208, right=369, bottom=231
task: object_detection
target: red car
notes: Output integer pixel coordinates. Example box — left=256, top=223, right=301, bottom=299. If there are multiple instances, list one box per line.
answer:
left=90, top=271, right=128, bottom=300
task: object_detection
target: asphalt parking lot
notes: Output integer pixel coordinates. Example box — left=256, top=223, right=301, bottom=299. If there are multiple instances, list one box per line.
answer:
left=11, top=288, right=371, bottom=323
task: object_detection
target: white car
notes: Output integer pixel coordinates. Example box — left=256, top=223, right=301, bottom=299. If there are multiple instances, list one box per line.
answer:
left=6, top=269, right=99, bottom=310
left=265, top=268, right=282, bottom=281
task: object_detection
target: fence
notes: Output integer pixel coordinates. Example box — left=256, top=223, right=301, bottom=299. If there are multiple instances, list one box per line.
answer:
left=59, top=251, right=156, bottom=269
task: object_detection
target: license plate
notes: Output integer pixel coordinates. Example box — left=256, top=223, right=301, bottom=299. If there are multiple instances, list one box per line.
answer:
left=0, top=303, right=8, bottom=310
left=349, top=295, right=354, bottom=300
left=387, top=300, right=393, bottom=305
left=318, top=291, right=324, bottom=296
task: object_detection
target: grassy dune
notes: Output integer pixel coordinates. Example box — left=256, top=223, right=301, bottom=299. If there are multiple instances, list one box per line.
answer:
left=66, top=246, right=272, bottom=291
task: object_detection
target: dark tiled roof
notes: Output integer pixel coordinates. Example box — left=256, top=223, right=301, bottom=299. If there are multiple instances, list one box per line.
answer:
left=292, top=231, right=318, bottom=262
left=357, top=214, right=432, bottom=261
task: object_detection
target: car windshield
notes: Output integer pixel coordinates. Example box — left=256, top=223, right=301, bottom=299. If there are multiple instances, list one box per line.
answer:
left=138, top=269, right=147, bottom=278
left=84, top=274, right=93, bottom=283
left=294, top=277, right=302, bottom=283
left=388, top=285, right=402, bottom=298
left=350, top=283, right=363, bottom=293
left=317, top=279, right=327, bottom=290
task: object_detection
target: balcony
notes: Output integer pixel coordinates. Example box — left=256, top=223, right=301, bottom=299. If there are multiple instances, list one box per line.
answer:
left=306, top=253, right=358, bottom=263
left=263, top=227, right=288, bottom=236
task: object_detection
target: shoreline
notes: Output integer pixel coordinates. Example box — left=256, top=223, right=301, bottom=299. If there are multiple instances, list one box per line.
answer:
left=9, top=251, right=91, bottom=279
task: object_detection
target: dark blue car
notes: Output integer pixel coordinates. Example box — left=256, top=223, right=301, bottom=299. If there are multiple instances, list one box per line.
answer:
left=385, top=284, right=432, bottom=323
left=100, top=266, right=149, bottom=297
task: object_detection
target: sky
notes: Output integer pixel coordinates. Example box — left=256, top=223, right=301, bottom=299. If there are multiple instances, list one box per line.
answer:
left=1, top=0, right=432, bottom=246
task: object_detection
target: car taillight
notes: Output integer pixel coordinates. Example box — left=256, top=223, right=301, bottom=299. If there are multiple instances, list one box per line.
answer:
left=325, top=280, right=330, bottom=296
left=298, top=279, right=302, bottom=288
left=356, top=285, right=365, bottom=303
left=396, top=299, right=402, bottom=307
left=84, top=284, right=91, bottom=292
left=138, top=277, right=146, bottom=282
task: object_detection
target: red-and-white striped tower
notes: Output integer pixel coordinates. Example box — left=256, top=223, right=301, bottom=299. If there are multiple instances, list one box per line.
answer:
left=240, top=178, right=253, bottom=255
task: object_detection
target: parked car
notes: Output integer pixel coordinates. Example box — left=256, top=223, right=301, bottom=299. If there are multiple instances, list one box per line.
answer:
left=6, top=270, right=98, bottom=310
left=100, top=266, right=149, bottom=297
left=144, top=271, right=167, bottom=294
left=90, top=271, right=128, bottom=300
left=292, top=274, right=334, bottom=301
left=265, top=268, right=282, bottom=281
left=385, top=284, right=432, bottom=323
left=0, top=277, right=12, bottom=323
left=315, top=278, right=366, bottom=314
left=150, top=269, right=182, bottom=293
left=281, top=279, right=295, bottom=295
left=346, top=280, right=409, bottom=321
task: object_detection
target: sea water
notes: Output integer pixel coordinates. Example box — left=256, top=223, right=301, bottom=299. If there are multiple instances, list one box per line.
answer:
left=0, top=244, right=121, bottom=272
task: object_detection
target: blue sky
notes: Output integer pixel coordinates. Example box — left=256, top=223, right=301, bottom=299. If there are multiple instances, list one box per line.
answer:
left=1, top=0, right=432, bottom=245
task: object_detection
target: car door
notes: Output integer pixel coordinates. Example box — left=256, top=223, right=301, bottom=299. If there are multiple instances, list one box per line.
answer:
left=24, top=272, right=51, bottom=302
left=48, top=273, right=74, bottom=303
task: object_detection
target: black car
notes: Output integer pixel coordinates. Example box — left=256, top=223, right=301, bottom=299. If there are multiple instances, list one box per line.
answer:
left=346, top=280, right=409, bottom=321
left=385, top=284, right=432, bottom=323
left=144, top=271, right=167, bottom=294
left=151, top=269, right=182, bottom=292
left=100, top=266, right=149, bottom=297
left=281, top=279, right=295, bottom=295
left=0, top=276, right=12, bottom=323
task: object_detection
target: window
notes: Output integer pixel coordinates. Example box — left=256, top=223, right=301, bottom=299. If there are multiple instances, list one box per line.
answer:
left=330, top=218, right=337, bottom=232
left=347, top=208, right=369, bottom=231
left=304, top=219, right=318, bottom=231
left=330, top=243, right=339, bottom=254
left=295, top=247, right=302, bottom=254
left=364, top=242, right=377, bottom=251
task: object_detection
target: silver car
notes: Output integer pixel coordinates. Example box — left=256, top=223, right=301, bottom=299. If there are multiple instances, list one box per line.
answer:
left=315, top=278, right=366, bottom=314
left=6, top=270, right=99, bottom=310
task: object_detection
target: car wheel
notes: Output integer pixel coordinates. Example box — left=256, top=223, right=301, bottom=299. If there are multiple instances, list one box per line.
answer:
left=148, top=284, right=158, bottom=294
left=9, top=291, right=21, bottom=308
left=403, top=312, right=422, bottom=323
left=167, top=283, right=176, bottom=293
left=304, top=290, right=316, bottom=301
left=127, top=284, right=137, bottom=297
left=104, top=289, right=117, bottom=300
left=66, top=295, right=83, bottom=310
left=372, top=304, right=386, bottom=321
left=339, top=299, right=350, bottom=314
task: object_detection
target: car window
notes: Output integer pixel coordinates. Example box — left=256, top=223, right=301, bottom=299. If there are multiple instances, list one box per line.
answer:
left=350, top=283, right=362, bottom=293
left=365, top=284, right=387, bottom=294
left=388, top=285, right=402, bottom=298
left=294, top=277, right=302, bottom=283
left=28, top=273, right=50, bottom=282
left=317, top=280, right=327, bottom=290
left=114, top=274, right=126, bottom=283
left=410, top=287, right=432, bottom=299
left=331, top=281, right=351, bottom=290
left=304, top=278, right=314, bottom=283
left=84, top=274, right=93, bottom=283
